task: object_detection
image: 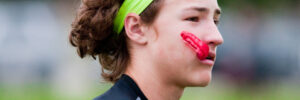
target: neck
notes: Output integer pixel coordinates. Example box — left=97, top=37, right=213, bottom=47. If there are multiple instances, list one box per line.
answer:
left=125, top=53, right=185, bottom=100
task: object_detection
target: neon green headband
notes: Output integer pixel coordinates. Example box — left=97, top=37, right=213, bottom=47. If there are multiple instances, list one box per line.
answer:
left=113, top=0, right=154, bottom=34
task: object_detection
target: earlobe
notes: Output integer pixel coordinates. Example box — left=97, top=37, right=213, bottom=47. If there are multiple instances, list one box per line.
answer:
left=124, top=13, right=147, bottom=45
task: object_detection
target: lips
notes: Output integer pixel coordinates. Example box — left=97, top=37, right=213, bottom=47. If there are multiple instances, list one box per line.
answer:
left=180, top=31, right=210, bottom=60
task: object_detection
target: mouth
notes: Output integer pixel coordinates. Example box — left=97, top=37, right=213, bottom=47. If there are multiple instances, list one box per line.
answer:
left=205, top=52, right=215, bottom=61
left=199, top=52, right=216, bottom=66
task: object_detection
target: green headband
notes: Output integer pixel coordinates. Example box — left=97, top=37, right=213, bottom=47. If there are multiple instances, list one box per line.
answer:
left=113, top=0, right=154, bottom=34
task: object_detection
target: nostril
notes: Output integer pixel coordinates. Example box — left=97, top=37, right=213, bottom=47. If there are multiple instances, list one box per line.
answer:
left=208, top=37, right=223, bottom=46
left=203, top=30, right=224, bottom=46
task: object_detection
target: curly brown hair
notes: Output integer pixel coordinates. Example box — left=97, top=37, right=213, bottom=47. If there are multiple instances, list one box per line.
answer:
left=69, top=0, right=163, bottom=82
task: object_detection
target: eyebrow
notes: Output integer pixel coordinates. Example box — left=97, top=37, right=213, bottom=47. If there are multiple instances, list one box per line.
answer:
left=186, top=7, right=222, bottom=15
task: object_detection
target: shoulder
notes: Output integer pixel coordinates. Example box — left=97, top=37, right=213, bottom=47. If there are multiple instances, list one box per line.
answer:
left=93, top=86, right=136, bottom=100
left=93, top=74, right=147, bottom=100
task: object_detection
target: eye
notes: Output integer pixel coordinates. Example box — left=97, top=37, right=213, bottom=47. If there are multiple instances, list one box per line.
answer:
left=185, top=17, right=199, bottom=22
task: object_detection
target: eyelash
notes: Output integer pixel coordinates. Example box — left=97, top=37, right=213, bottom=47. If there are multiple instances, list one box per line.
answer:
left=214, top=20, right=219, bottom=25
left=185, top=17, right=199, bottom=22
left=186, top=17, right=220, bottom=25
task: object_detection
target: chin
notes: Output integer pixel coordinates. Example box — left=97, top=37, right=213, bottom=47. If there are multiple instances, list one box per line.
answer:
left=197, top=80, right=211, bottom=87
left=186, top=71, right=212, bottom=87
left=191, top=78, right=211, bottom=87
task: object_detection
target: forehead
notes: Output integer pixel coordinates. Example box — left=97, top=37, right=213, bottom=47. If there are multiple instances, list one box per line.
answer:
left=161, top=0, right=220, bottom=13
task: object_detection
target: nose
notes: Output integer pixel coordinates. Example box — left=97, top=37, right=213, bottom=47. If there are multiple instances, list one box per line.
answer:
left=202, top=24, right=224, bottom=47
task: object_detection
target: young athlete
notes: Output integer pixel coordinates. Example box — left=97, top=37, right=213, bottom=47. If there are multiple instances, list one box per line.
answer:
left=69, top=0, right=223, bottom=99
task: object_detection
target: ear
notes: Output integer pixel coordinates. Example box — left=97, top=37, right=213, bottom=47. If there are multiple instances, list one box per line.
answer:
left=124, top=13, right=147, bottom=45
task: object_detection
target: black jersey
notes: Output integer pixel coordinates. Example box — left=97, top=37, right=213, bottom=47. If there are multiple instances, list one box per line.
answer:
left=93, top=74, right=148, bottom=100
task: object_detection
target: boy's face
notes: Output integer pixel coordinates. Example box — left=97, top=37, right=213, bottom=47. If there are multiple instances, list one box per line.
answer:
left=145, top=0, right=223, bottom=87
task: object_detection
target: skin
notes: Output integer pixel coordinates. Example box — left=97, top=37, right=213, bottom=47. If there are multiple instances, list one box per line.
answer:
left=124, top=0, right=223, bottom=99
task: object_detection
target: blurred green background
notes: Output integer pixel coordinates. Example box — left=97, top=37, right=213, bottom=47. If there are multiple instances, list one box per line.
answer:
left=0, top=0, right=299, bottom=100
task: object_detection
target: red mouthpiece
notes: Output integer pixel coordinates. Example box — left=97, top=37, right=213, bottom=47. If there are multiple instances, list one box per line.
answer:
left=181, top=31, right=209, bottom=60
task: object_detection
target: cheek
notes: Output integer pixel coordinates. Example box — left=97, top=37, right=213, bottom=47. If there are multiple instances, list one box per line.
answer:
left=155, top=33, right=195, bottom=68
left=150, top=22, right=197, bottom=69
left=155, top=38, right=213, bottom=86
left=152, top=25, right=190, bottom=62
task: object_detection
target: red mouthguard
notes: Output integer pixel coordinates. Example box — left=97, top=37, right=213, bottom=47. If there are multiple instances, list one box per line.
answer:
left=181, top=31, right=209, bottom=60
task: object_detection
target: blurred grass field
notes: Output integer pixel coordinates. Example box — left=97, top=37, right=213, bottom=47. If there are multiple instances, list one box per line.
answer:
left=1, top=80, right=299, bottom=100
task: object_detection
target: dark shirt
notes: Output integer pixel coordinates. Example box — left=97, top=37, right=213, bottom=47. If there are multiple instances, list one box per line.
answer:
left=93, top=74, right=148, bottom=100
